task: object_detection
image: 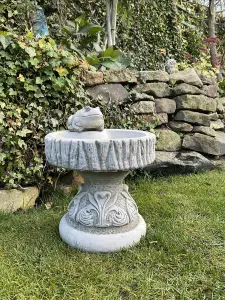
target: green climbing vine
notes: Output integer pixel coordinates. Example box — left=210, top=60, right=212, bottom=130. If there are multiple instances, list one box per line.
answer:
left=0, top=0, right=206, bottom=70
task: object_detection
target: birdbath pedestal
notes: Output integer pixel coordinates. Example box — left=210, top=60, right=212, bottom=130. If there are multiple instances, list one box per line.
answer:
left=45, top=109, right=156, bottom=252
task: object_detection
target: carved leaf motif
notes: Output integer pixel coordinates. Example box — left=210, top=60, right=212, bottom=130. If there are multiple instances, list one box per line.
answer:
left=104, top=192, right=129, bottom=227
left=68, top=188, right=137, bottom=228
left=126, top=198, right=138, bottom=222
left=122, top=184, right=138, bottom=222
left=94, top=192, right=112, bottom=209
left=107, top=207, right=129, bottom=227
left=76, top=204, right=98, bottom=226
left=93, top=191, right=113, bottom=227
left=68, top=191, right=86, bottom=219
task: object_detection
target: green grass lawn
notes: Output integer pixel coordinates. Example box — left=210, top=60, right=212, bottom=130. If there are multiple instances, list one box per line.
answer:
left=0, top=170, right=225, bottom=300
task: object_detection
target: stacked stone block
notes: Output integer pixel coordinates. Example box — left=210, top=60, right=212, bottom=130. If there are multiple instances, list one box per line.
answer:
left=129, top=71, right=173, bottom=129
left=84, top=68, right=225, bottom=169
left=170, top=69, right=225, bottom=156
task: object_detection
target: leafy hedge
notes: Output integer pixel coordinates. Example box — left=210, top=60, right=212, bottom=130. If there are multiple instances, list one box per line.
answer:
left=0, top=32, right=89, bottom=188
left=0, top=30, right=146, bottom=189
left=0, top=0, right=208, bottom=190
left=177, top=0, right=205, bottom=59
left=43, top=0, right=184, bottom=70
left=1, top=0, right=206, bottom=70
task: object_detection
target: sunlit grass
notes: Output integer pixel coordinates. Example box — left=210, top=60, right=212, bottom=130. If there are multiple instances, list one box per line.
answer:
left=0, top=170, right=225, bottom=299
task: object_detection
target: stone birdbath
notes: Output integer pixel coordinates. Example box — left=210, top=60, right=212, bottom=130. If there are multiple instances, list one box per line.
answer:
left=45, top=107, right=156, bottom=252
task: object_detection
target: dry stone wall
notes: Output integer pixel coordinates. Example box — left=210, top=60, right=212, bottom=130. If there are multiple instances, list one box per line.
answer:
left=83, top=68, right=225, bottom=173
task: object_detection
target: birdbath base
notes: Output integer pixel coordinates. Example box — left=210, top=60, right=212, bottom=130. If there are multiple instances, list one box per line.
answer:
left=59, top=171, right=146, bottom=252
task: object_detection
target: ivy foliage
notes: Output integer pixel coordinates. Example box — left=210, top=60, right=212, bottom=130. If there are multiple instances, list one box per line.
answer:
left=177, top=0, right=206, bottom=59
left=43, top=0, right=209, bottom=70
left=0, top=32, right=89, bottom=188
left=0, top=0, right=212, bottom=189
left=217, top=15, right=225, bottom=66
left=43, top=0, right=184, bottom=70
left=0, top=0, right=207, bottom=70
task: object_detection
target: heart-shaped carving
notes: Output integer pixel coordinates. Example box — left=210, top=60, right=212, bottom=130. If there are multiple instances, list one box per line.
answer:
left=94, top=192, right=111, bottom=208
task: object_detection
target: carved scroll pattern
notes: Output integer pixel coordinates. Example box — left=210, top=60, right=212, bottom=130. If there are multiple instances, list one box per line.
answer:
left=68, top=186, right=138, bottom=228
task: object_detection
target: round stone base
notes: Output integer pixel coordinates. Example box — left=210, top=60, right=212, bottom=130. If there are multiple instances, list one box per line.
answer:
left=59, top=214, right=146, bottom=253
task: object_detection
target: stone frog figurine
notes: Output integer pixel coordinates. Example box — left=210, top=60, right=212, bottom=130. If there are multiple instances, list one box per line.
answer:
left=68, top=106, right=104, bottom=132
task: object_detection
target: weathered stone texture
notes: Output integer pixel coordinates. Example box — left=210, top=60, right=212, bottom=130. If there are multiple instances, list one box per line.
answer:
left=169, top=121, right=193, bottom=132
left=219, top=97, right=225, bottom=106
left=137, top=113, right=168, bottom=126
left=192, top=126, right=216, bottom=137
left=175, top=110, right=211, bottom=126
left=172, top=83, right=201, bottom=96
left=131, top=101, right=156, bottom=114
left=174, top=94, right=217, bottom=113
left=82, top=71, right=104, bottom=86
left=198, top=74, right=217, bottom=85
left=138, top=71, right=169, bottom=83
left=210, top=119, right=224, bottom=130
left=155, top=98, right=176, bottom=114
left=130, top=92, right=154, bottom=102
left=145, top=151, right=213, bottom=174
left=87, top=84, right=129, bottom=104
left=136, top=83, right=171, bottom=98
left=217, top=99, right=225, bottom=113
left=0, top=187, right=39, bottom=212
left=209, top=112, right=219, bottom=121
left=183, top=132, right=225, bottom=156
left=85, top=69, right=225, bottom=159
left=155, top=129, right=182, bottom=151
left=201, top=85, right=218, bottom=98
left=170, top=68, right=203, bottom=87
left=104, top=70, right=137, bottom=83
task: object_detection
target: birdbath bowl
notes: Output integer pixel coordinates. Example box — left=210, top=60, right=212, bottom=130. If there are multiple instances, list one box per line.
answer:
left=45, top=109, right=156, bottom=252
